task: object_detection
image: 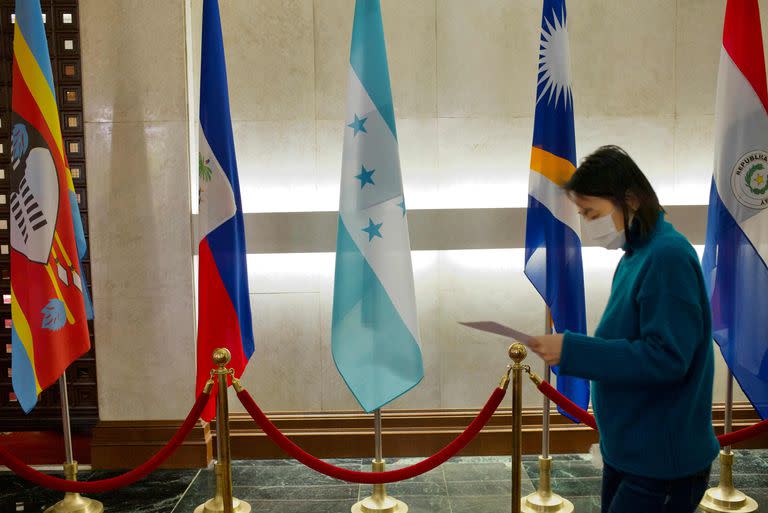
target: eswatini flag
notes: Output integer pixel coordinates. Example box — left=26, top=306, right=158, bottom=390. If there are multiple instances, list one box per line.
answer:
left=10, top=0, right=92, bottom=413
left=196, top=0, right=254, bottom=421
left=702, top=0, right=768, bottom=419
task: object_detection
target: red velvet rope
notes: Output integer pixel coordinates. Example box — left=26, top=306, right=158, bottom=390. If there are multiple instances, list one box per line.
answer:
left=717, top=418, right=768, bottom=446
left=0, top=389, right=211, bottom=494
left=236, top=386, right=507, bottom=484
left=536, top=379, right=768, bottom=447
left=538, top=380, right=598, bottom=430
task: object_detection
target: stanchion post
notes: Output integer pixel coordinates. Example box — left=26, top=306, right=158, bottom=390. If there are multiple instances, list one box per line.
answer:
left=44, top=375, right=104, bottom=513
left=699, top=370, right=757, bottom=513
left=195, top=349, right=251, bottom=513
left=509, top=343, right=527, bottom=513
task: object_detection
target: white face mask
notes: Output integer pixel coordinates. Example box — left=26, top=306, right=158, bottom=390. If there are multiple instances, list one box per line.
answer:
left=581, top=210, right=626, bottom=250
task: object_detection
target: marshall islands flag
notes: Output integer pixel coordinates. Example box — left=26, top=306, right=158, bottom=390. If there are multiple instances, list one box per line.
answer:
left=702, top=0, right=768, bottom=419
left=331, top=0, right=423, bottom=413
left=10, top=0, right=92, bottom=413
left=196, top=0, right=255, bottom=421
left=524, top=0, right=590, bottom=418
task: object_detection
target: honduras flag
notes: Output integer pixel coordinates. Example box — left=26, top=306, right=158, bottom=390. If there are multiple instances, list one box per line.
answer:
left=196, top=0, right=255, bottom=421
left=331, top=0, right=423, bottom=413
left=702, top=0, right=768, bottom=420
left=524, top=0, right=590, bottom=420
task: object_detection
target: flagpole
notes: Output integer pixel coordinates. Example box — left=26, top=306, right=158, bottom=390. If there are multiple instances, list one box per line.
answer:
left=724, top=370, right=734, bottom=456
left=351, top=409, right=407, bottom=513
left=521, top=307, right=573, bottom=513
left=699, top=369, right=757, bottom=512
left=59, top=376, right=74, bottom=466
left=374, top=409, right=383, bottom=462
left=43, top=374, right=103, bottom=513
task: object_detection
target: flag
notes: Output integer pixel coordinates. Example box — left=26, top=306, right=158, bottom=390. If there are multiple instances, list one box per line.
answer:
left=331, top=0, right=423, bottom=413
left=524, top=0, right=590, bottom=419
left=702, top=0, right=768, bottom=420
left=196, top=0, right=254, bottom=421
left=10, top=0, right=92, bottom=413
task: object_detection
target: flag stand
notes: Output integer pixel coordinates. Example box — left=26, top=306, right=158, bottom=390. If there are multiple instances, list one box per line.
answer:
left=351, top=409, right=408, bottom=513
left=521, top=308, right=573, bottom=513
left=699, top=370, right=757, bottom=513
left=43, top=375, right=103, bottom=513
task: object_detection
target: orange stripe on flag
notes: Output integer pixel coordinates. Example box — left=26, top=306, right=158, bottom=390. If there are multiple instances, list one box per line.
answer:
left=530, top=147, right=576, bottom=187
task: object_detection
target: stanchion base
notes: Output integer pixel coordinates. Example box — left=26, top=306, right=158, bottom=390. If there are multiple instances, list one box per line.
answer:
left=521, top=491, right=574, bottom=513
left=43, top=493, right=104, bottom=513
left=194, top=496, right=252, bottom=513
left=351, top=495, right=408, bottom=513
left=699, top=486, right=758, bottom=513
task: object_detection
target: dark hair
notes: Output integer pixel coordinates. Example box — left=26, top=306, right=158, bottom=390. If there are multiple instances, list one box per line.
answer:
left=563, top=145, right=663, bottom=248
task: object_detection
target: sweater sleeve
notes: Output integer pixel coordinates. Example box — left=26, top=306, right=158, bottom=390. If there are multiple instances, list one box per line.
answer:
left=559, top=247, right=705, bottom=384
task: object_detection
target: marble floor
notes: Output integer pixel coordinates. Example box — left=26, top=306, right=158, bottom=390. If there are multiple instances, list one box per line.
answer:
left=1, top=450, right=766, bottom=513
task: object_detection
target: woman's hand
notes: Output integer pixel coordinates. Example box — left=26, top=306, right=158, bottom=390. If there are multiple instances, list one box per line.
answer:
left=527, top=334, right=564, bottom=366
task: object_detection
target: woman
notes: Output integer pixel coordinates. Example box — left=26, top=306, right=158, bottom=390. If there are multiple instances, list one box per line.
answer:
left=528, top=145, right=720, bottom=513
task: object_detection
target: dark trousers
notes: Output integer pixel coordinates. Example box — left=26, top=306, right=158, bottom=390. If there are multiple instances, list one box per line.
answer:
left=601, top=462, right=711, bottom=513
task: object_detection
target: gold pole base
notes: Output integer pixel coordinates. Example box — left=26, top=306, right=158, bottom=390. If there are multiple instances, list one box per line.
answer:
left=351, top=495, right=408, bottom=513
left=352, top=460, right=408, bottom=513
left=194, top=496, right=252, bottom=513
left=43, top=493, right=104, bottom=513
left=699, top=486, right=758, bottom=513
left=521, top=491, right=574, bottom=513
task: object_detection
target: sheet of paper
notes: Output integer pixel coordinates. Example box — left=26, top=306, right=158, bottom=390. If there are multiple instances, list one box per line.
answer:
left=459, top=321, right=536, bottom=345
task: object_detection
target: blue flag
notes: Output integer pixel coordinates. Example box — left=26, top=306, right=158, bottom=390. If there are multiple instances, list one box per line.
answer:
left=331, top=0, right=423, bottom=413
left=524, top=0, right=590, bottom=420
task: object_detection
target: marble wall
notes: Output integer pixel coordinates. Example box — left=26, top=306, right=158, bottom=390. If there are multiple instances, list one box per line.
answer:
left=83, top=0, right=765, bottom=420
left=81, top=0, right=196, bottom=420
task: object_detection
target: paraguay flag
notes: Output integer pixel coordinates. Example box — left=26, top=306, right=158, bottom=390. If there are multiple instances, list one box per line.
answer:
left=524, top=0, right=590, bottom=419
left=331, top=0, right=423, bottom=413
left=196, top=0, right=254, bottom=421
left=10, top=0, right=92, bottom=413
left=702, top=0, right=768, bottom=419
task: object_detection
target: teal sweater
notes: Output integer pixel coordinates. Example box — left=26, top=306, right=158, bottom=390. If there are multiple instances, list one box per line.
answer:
left=560, top=214, right=720, bottom=479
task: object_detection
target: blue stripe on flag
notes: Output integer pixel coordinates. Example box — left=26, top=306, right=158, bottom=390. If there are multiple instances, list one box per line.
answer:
left=11, top=328, right=38, bottom=413
left=200, top=0, right=242, bottom=208
left=14, top=0, right=55, bottom=94
left=332, top=219, right=423, bottom=413
left=350, top=0, right=397, bottom=140
left=69, top=191, right=92, bottom=319
left=702, top=181, right=768, bottom=419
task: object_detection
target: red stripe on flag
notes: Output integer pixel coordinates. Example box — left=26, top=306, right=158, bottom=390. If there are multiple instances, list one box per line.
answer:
left=196, top=238, right=248, bottom=422
left=723, top=0, right=768, bottom=113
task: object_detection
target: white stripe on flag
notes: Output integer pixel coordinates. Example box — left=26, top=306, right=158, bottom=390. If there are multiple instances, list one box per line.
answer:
left=714, top=49, right=768, bottom=264
left=339, top=67, right=419, bottom=342
left=198, top=130, right=237, bottom=240
left=528, top=169, right=581, bottom=237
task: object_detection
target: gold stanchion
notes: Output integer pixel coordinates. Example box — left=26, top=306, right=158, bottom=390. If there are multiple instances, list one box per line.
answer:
left=700, top=370, right=757, bottom=513
left=509, top=343, right=527, bottom=513
left=44, top=376, right=103, bottom=513
left=43, top=461, right=103, bottom=513
left=699, top=450, right=758, bottom=512
left=195, top=349, right=251, bottom=513
left=351, top=410, right=408, bottom=513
